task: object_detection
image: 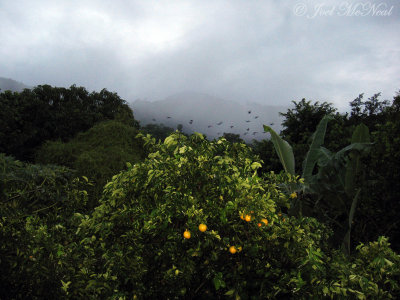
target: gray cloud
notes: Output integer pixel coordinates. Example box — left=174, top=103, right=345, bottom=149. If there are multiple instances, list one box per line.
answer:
left=1, top=0, right=399, bottom=111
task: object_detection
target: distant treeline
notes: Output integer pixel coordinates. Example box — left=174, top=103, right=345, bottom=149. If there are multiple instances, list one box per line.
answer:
left=0, top=85, right=138, bottom=161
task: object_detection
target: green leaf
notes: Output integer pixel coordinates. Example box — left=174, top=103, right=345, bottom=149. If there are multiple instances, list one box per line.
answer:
left=251, top=162, right=262, bottom=170
left=302, top=115, right=333, bottom=182
left=348, top=188, right=360, bottom=230
left=61, top=280, right=71, bottom=293
left=164, top=135, right=177, bottom=147
left=344, top=124, right=370, bottom=196
left=351, top=123, right=370, bottom=143
left=342, top=189, right=361, bottom=255
left=315, top=147, right=333, bottom=166
left=213, top=272, right=225, bottom=291
left=263, top=125, right=295, bottom=175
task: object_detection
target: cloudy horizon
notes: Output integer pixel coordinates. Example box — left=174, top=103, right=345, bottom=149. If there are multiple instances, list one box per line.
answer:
left=1, top=0, right=399, bottom=111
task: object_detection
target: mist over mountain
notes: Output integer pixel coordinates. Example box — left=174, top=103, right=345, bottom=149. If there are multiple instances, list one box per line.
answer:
left=0, top=77, right=287, bottom=142
left=131, top=91, right=287, bottom=142
left=0, top=77, right=31, bottom=92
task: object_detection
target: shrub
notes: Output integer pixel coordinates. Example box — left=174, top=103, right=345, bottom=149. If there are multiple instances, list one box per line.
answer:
left=35, top=120, right=145, bottom=207
left=73, top=133, right=333, bottom=298
left=0, top=154, right=90, bottom=299
left=326, top=237, right=400, bottom=299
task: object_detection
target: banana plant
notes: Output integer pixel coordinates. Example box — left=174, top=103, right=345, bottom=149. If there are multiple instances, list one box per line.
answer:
left=263, top=115, right=333, bottom=213
left=264, top=117, right=372, bottom=255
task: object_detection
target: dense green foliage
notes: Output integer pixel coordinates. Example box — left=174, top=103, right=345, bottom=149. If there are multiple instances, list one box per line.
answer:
left=279, top=99, right=347, bottom=173
left=222, top=132, right=244, bottom=144
left=140, top=123, right=175, bottom=142
left=0, top=85, right=138, bottom=161
left=0, top=154, right=90, bottom=299
left=249, top=139, right=282, bottom=174
left=350, top=93, right=400, bottom=251
left=1, top=83, right=400, bottom=298
left=1, top=135, right=400, bottom=299
left=35, top=120, right=145, bottom=206
left=265, top=118, right=373, bottom=254
left=257, top=91, right=400, bottom=252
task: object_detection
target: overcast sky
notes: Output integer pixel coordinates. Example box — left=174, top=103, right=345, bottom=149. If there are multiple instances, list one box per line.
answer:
left=1, top=0, right=399, bottom=111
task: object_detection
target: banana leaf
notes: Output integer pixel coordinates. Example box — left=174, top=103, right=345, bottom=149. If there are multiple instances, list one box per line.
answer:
left=344, top=123, right=371, bottom=196
left=263, top=125, right=295, bottom=175
left=302, top=115, right=333, bottom=182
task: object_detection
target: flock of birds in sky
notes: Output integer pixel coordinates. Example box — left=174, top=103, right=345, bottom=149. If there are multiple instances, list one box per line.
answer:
left=151, top=110, right=275, bottom=138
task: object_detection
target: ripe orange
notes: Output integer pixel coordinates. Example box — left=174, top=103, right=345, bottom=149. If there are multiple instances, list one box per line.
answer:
left=183, top=230, right=191, bottom=239
left=240, top=213, right=245, bottom=220
left=229, top=246, right=237, bottom=254
left=199, top=224, right=207, bottom=232
left=245, top=215, right=251, bottom=222
left=257, top=223, right=262, bottom=227
left=261, top=218, right=268, bottom=226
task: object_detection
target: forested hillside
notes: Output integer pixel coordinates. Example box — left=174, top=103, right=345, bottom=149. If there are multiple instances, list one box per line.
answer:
left=0, top=85, right=138, bottom=161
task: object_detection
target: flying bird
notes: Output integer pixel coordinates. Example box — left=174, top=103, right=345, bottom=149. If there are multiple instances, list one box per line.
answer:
left=270, top=122, right=274, bottom=126
left=248, top=110, right=251, bottom=114
left=246, top=128, right=250, bottom=131
left=189, top=120, right=193, bottom=124
left=252, top=132, right=258, bottom=135
left=230, top=125, right=234, bottom=128
left=167, top=116, right=171, bottom=119
left=254, top=116, right=259, bottom=119
left=208, top=125, right=213, bottom=128
left=246, top=120, right=250, bottom=123
left=217, top=121, right=223, bottom=125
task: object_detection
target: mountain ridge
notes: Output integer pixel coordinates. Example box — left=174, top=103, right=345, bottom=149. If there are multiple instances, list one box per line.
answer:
left=130, top=91, right=287, bottom=142
left=0, top=77, right=31, bottom=92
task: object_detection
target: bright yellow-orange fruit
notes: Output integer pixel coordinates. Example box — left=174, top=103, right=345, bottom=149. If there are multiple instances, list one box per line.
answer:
left=261, top=218, right=268, bottom=226
left=229, top=246, right=237, bottom=254
left=199, top=224, right=207, bottom=232
left=183, top=230, right=191, bottom=239
left=257, top=223, right=262, bottom=227
left=245, top=215, right=251, bottom=222
left=290, top=192, right=297, bottom=199
left=240, top=214, right=245, bottom=220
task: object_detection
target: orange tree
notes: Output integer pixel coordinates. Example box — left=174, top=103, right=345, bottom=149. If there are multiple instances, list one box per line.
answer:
left=68, top=132, right=400, bottom=299
left=71, top=132, right=333, bottom=299
left=2, top=135, right=399, bottom=299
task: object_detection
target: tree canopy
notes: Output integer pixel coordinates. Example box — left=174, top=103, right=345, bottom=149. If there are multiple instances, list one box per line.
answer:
left=0, top=85, right=139, bottom=161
